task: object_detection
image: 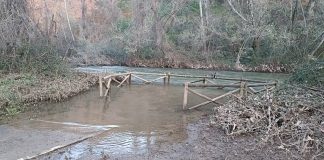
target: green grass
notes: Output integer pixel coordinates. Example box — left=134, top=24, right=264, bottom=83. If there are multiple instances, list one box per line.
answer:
left=0, top=74, right=37, bottom=116
left=289, top=61, right=324, bottom=86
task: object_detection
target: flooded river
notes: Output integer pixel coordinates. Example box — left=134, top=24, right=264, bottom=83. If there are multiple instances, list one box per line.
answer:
left=0, top=67, right=289, bottom=160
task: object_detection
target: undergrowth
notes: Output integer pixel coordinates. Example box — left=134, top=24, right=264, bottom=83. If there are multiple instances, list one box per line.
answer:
left=213, top=84, right=324, bottom=159
left=289, top=61, right=324, bottom=86
left=0, top=74, right=36, bottom=117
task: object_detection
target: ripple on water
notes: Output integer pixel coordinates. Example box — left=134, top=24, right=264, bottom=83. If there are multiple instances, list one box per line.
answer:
left=60, top=131, right=156, bottom=159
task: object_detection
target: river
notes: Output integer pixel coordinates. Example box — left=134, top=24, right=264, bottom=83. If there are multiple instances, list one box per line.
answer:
left=0, top=66, right=289, bottom=160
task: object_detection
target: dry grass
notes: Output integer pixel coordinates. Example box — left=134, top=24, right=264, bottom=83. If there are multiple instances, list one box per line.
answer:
left=212, top=85, right=324, bottom=159
left=21, top=73, right=98, bottom=103
left=0, top=72, right=98, bottom=116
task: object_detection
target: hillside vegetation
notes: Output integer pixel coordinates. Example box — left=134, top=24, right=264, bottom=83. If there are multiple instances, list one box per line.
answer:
left=0, top=0, right=323, bottom=117
left=0, top=0, right=323, bottom=72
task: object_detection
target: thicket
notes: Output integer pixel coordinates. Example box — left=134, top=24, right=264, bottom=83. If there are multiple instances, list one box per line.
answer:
left=0, top=0, right=323, bottom=73
left=0, top=0, right=69, bottom=76
left=214, top=85, right=324, bottom=159
left=90, top=0, right=324, bottom=68
left=289, top=60, right=324, bottom=86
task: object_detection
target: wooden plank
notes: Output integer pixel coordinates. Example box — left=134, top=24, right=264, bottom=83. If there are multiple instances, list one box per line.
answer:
left=183, top=82, right=189, bottom=110
left=131, top=72, right=166, bottom=76
left=249, top=87, right=257, bottom=93
left=187, top=88, right=223, bottom=105
left=205, top=79, right=216, bottom=84
left=190, top=79, right=204, bottom=84
left=187, top=82, right=276, bottom=88
left=22, top=131, right=107, bottom=160
left=213, top=76, right=268, bottom=83
left=170, top=74, right=210, bottom=79
left=111, top=77, right=122, bottom=85
left=132, top=74, right=150, bottom=83
left=117, top=75, right=130, bottom=87
left=103, top=73, right=130, bottom=79
left=254, top=86, right=275, bottom=93
left=217, top=81, right=240, bottom=89
left=147, top=76, right=167, bottom=83
left=188, top=88, right=240, bottom=110
left=104, top=78, right=112, bottom=97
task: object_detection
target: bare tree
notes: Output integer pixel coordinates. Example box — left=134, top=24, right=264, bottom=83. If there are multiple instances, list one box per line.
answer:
left=64, top=0, right=75, bottom=42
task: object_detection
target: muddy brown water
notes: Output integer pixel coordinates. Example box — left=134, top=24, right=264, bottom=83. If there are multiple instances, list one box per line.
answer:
left=0, top=67, right=289, bottom=160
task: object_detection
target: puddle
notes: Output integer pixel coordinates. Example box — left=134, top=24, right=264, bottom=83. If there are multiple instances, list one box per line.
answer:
left=39, top=85, right=212, bottom=159
left=0, top=66, right=289, bottom=159
left=1, top=85, right=214, bottom=159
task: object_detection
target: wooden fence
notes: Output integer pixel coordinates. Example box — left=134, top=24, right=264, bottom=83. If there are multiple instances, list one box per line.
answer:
left=99, top=72, right=172, bottom=97
left=99, top=72, right=222, bottom=97
left=98, top=72, right=277, bottom=110
left=182, top=77, right=277, bottom=110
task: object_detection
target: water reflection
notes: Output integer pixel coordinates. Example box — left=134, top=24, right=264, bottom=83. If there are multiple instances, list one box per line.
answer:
left=1, top=67, right=290, bottom=159
left=11, top=85, right=208, bottom=159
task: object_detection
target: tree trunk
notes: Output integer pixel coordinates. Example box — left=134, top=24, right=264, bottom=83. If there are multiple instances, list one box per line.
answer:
left=133, top=0, right=145, bottom=28
left=152, top=0, right=164, bottom=50
left=290, top=0, right=298, bottom=32
left=200, top=0, right=207, bottom=56
left=81, top=0, right=87, bottom=39
left=64, top=0, right=75, bottom=42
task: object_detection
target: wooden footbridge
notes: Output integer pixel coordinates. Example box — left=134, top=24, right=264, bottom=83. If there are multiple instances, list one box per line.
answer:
left=99, top=72, right=277, bottom=110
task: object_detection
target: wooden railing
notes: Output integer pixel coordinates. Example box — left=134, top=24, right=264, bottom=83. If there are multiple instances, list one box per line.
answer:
left=98, top=72, right=278, bottom=110
left=99, top=72, right=172, bottom=97
left=182, top=77, right=277, bottom=110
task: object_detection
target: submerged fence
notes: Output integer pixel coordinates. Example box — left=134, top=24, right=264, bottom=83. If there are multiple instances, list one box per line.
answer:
left=98, top=72, right=277, bottom=110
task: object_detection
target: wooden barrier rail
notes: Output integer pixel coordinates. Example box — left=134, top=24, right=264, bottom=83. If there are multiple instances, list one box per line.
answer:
left=98, top=72, right=278, bottom=110
left=182, top=78, right=277, bottom=110
left=99, top=72, right=172, bottom=97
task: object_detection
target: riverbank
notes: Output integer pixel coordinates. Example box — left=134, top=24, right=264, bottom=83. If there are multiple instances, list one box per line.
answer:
left=69, top=54, right=293, bottom=73
left=0, top=72, right=98, bottom=120
left=125, top=58, right=293, bottom=73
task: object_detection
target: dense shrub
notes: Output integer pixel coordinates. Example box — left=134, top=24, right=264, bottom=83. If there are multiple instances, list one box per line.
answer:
left=289, top=61, right=324, bottom=86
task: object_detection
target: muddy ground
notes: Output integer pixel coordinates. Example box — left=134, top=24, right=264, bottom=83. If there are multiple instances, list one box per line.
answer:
left=39, top=116, right=288, bottom=160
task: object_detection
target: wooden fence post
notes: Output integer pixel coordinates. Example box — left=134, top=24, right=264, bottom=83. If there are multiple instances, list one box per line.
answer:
left=104, top=78, right=112, bottom=97
left=240, top=81, right=246, bottom=98
left=183, top=82, right=189, bottom=110
left=99, top=75, right=103, bottom=97
left=128, top=73, right=132, bottom=85
left=167, top=72, right=171, bottom=85
left=244, top=82, right=248, bottom=98
left=163, top=73, right=167, bottom=85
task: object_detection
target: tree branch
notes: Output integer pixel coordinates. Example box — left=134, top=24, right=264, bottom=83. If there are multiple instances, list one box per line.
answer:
left=227, top=0, right=248, bottom=22
left=310, top=33, right=324, bottom=57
